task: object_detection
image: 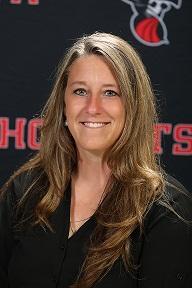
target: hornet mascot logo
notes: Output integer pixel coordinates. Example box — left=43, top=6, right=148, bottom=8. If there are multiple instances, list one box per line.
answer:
left=121, top=0, right=182, bottom=46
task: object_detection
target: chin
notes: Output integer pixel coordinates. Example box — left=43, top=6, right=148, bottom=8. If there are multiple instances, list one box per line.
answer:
left=78, top=144, right=108, bottom=156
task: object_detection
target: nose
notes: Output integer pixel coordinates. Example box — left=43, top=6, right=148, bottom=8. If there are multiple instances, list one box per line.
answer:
left=85, top=94, right=102, bottom=115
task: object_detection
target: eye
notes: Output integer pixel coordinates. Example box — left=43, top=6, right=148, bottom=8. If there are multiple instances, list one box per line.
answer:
left=73, top=88, right=87, bottom=96
left=104, top=90, right=119, bottom=97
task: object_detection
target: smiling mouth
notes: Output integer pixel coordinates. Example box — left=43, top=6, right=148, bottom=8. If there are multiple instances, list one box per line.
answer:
left=80, top=122, right=110, bottom=128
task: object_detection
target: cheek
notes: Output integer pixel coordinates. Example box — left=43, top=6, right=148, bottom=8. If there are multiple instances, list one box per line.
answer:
left=64, top=99, right=75, bottom=119
left=116, top=112, right=125, bottom=133
left=65, top=107, right=79, bottom=121
left=65, top=98, right=84, bottom=119
left=112, top=105, right=125, bottom=123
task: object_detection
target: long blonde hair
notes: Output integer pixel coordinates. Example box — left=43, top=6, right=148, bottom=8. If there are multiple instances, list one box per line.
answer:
left=4, top=32, right=166, bottom=287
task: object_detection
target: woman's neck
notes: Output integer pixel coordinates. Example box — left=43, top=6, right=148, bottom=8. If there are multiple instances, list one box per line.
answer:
left=69, top=151, right=110, bottom=232
left=74, top=150, right=110, bottom=191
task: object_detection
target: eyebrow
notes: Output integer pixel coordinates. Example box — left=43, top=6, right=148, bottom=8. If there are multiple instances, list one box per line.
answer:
left=70, top=81, right=87, bottom=86
left=70, top=81, right=118, bottom=88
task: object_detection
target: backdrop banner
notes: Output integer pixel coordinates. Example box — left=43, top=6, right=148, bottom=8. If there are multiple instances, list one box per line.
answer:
left=0, top=0, right=191, bottom=190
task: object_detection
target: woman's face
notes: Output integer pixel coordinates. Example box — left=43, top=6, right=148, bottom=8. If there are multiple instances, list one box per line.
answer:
left=64, top=55, right=125, bottom=157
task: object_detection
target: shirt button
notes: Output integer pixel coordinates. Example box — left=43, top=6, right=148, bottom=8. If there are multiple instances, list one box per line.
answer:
left=176, top=273, right=184, bottom=280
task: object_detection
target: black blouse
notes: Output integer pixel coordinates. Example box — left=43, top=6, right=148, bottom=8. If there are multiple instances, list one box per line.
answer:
left=0, top=173, right=192, bottom=288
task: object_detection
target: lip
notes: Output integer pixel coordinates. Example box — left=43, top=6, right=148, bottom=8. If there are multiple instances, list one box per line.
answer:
left=80, top=121, right=111, bottom=128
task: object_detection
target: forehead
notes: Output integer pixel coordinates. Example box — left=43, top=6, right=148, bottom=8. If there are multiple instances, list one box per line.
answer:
left=67, top=55, right=119, bottom=84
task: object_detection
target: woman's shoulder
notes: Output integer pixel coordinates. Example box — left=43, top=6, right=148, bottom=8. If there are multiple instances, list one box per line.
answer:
left=164, top=174, right=191, bottom=202
left=0, top=167, right=44, bottom=203
left=135, top=177, right=192, bottom=285
left=144, top=174, right=192, bottom=233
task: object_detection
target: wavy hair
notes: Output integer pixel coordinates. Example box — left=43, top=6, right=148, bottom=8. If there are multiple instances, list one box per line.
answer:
left=4, top=32, right=166, bottom=287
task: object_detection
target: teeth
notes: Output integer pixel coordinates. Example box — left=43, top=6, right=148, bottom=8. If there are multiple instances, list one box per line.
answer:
left=82, top=122, right=109, bottom=128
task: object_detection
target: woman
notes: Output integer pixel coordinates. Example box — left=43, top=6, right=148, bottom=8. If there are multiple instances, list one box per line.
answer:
left=0, top=32, right=192, bottom=288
